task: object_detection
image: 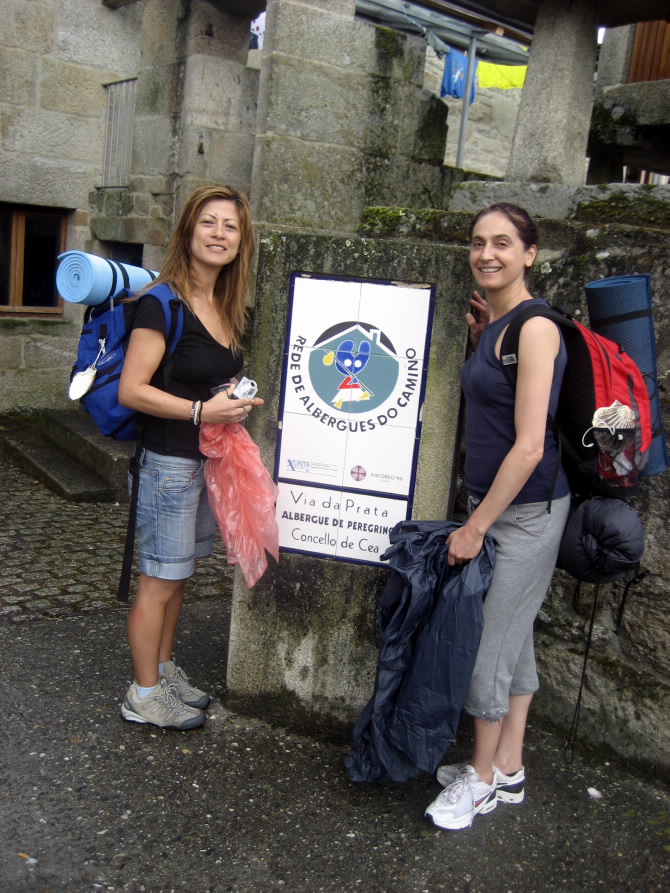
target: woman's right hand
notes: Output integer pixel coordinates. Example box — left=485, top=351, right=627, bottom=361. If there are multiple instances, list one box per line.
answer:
left=465, top=290, right=489, bottom=349
left=201, top=390, right=264, bottom=426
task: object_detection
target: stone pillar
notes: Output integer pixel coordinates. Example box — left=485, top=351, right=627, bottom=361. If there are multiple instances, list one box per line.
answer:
left=94, top=0, right=261, bottom=267
left=174, top=0, right=260, bottom=211
left=596, top=25, right=636, bottom=88
left=585, top=26, right=636, bottom=184
left=225, top=0, right=459, bottom=725
left=225, top=231, right=467, bottom=727
left=506, top=0, right=599, bottom=184
left=250, top=0, right=448, bottom=235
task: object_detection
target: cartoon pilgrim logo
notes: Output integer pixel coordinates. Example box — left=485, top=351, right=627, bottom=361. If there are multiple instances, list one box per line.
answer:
left=307, top=322, right=399, bottom=413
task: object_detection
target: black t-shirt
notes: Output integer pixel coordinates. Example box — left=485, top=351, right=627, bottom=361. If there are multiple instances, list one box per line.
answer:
left=132, top=294, right=244, bottom=458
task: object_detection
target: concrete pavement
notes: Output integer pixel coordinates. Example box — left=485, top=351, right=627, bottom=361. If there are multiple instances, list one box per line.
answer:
left=1, top=460, right=669, bottom=892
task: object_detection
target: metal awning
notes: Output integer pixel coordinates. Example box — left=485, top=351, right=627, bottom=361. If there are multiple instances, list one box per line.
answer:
left=357, top=0, right=670, bottom=35
left=355, top=0, right=533, bottom=169
left=355, top=0, right=531, bottom=64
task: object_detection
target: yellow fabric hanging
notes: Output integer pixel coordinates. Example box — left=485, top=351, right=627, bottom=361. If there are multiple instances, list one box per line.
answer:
left=477, top=63, right=527, bottom=89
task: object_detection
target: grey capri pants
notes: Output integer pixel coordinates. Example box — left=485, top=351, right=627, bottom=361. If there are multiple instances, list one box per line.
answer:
left=463, top=493, right=571, bottom=722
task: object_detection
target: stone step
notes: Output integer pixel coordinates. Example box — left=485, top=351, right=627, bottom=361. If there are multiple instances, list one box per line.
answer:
left=40, top=408, right=135, bottom=492
left=0, top=420, right=125, bottom=503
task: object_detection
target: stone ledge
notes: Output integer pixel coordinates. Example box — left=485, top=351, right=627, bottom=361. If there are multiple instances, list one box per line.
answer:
left=358, top=201, right=670, bottom=248
left=597, top=80, right=670, bottom=128
left=445, top=182, right=670, bottom=228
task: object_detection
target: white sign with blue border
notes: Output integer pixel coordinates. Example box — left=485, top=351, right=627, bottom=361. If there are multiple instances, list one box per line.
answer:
left=275, top=274, right=434, bottom=565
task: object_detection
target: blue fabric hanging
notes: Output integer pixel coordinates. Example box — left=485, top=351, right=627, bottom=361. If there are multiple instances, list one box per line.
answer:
left=441, top=48, right=477, bottom=104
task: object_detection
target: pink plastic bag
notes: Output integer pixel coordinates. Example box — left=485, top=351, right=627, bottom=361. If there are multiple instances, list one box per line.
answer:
left=199, top=422, right=279, bottom=587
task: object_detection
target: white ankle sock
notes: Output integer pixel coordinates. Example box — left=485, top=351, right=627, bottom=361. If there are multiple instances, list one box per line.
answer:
left=136, top=682, right=159, bottom=699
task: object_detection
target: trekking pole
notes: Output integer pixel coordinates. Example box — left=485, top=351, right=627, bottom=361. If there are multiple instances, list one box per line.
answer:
left=117, top=445, right=141, bottom=602
left=563, top=580, right=601, bottom=763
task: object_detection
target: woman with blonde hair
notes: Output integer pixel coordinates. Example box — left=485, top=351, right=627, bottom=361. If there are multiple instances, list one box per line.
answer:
left=118, top=184, right=263, bottom=730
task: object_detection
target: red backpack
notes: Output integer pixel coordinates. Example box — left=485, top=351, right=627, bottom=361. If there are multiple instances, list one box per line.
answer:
left=500, top=303, right=653, bottom=503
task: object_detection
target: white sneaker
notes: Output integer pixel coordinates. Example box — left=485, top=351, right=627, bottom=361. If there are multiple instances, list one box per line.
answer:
left=425, top=770, right=497, bottom=830
left=436, top=761, right=474, bottom=787
left=493, top=765, right=525, bottom=803
left=436, top=761, right=525, bottom=804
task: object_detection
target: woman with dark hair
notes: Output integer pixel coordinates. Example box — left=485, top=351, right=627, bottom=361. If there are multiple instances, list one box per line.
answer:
left=425, top=203, right=571, bottom=830
left=118, top=184, right=263, bottom=730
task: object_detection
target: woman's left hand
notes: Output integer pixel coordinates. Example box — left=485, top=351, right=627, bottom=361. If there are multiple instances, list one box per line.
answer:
left=445, top=523, right=484, bottom=566
left=201, top=390, right=264, bottom=426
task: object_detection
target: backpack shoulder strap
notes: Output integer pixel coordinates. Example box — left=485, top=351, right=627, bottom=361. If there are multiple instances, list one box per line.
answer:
left=500, top=304, right=577, bottom=388
left=136, top=283, right=185, bottom=353
left=499, top=303, right=578, bottom=512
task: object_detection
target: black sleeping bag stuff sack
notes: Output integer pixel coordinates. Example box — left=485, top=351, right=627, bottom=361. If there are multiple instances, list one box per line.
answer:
left=345, top=520, right=496, bottom=783
left=557, top=496, right=645, bottom=583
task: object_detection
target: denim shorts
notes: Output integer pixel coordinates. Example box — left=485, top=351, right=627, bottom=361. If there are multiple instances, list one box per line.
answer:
left=132, top=448, right=216, bottom=580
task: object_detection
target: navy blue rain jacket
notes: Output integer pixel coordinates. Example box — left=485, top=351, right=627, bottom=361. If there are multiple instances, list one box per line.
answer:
left=345, top=520, right=496, bottom=783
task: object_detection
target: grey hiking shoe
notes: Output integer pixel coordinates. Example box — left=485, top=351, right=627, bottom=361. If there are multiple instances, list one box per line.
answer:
left=160, top=660, right=211, bottom=710
left=121, top=679, right=205, bottom=730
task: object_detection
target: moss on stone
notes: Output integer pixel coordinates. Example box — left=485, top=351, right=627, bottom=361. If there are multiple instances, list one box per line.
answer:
left=374, top=25, right=403, bottom=61
left=586, top=650, right=666, bottom=701
left=259, top=232, right=285, bottom=255
left=414, top=98, right=448, bottom=162
left=225, top=689, right=353, bottom=743
left=358, top=207, right=480, bottom=245
left=358, top=206, right=409, bottom=238
left=534, top=218, right=580, bottom=251
left=576, top=189, right=670, bottom=230
left=435, top=211, right=474, bottom=244
left=590, top=101, right=639, bottom=127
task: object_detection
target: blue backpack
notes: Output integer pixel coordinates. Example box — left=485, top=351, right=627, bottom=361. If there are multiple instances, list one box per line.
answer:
left=69, top=283, right=184, bottom=441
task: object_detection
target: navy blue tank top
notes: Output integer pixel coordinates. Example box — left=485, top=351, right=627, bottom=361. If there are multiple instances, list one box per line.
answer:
left=460, top=298, right=570, bottom=505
